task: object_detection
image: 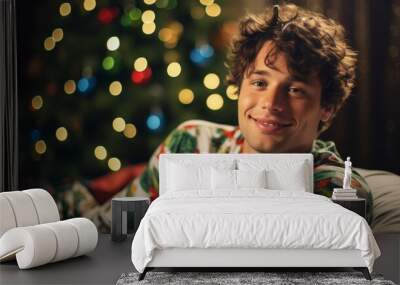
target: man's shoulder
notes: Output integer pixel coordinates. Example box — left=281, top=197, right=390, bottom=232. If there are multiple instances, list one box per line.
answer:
left=312, top=139, right=344, bottom=165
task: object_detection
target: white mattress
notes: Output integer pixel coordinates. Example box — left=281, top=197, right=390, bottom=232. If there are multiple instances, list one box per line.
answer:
left=131, top=190, right=380, bottom=273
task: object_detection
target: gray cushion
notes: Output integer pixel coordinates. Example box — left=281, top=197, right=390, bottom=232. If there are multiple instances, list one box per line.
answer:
left=355, top=168, right=400, bottom=234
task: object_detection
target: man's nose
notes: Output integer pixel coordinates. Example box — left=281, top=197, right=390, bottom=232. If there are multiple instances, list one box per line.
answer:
left=259, top=85, right=286, bottom=113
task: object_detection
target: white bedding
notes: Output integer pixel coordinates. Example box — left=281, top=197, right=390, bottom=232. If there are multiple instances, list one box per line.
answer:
left=131, top=190, right=380, bottom=273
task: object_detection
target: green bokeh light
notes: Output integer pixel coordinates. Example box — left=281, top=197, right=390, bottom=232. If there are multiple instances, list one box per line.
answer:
left=102, top=56, right=115, bottom=70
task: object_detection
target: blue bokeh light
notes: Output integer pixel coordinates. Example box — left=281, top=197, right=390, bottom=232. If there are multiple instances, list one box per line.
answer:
left=190, top=44, right=214, bottom=66
left=78, top=78, right=90, bottom=92
left=31, top=129, right=40, bottom=142
left=146, top=114, right=161, bottom=130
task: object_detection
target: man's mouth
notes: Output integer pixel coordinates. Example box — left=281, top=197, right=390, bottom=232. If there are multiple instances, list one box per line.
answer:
left=250, top=115, right=292, bottom=134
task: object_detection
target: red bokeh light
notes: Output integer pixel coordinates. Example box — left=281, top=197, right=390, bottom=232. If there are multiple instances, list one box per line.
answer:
left=131, top=67, right=152, bottom=85
left=97, top=7, right=119, bottom=24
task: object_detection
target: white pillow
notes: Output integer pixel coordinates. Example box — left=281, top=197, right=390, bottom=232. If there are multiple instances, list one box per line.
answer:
left=211, top=168, right=267, bottom=190
left=167, top=162, right=211, bottom=191
left=238, top=160, right=307, bottom=191
left=167, top=160, right=236, bottom=192
left=211, top=168, right=236, bottom=190
left=236, top=169, right=267, bottom=189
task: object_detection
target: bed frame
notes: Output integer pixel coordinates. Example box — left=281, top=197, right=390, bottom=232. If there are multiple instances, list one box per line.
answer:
left=138, top=248, right=371, bottom=280
left=137, top=154, right=373, bottom=281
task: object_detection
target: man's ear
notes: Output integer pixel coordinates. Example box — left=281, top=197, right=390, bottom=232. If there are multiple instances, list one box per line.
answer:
left=320, top=106, right=334, bottom=122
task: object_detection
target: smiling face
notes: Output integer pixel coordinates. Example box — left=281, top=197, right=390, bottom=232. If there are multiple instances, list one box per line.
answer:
left=238, top=41, right=333, bottom=153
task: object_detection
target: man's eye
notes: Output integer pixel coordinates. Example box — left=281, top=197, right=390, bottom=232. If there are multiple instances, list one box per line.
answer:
left=251, top=80, right=267, bottom=88
left=288, top=87, right=306, bottom=96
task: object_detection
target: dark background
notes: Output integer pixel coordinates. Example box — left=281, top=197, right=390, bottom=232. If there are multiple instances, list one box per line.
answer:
left=16, top=0, right=400, bottom=191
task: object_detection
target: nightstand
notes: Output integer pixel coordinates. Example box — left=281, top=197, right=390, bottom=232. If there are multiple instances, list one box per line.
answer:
left=111, top=197, right=150, bottom=242
left=331, top=198, right=366, bottom=219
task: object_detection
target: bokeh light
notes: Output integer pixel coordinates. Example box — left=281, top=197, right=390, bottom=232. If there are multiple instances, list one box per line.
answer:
left=52, top=28, right=64, bottom=42
left=142, top=22, right=156, bottom=34
left=205, top=3, right=221, bottom=17
left=59, top=3, right=72, bottom=16
left=141, top=10, right=155, bottom=23
left=167, top=62, right=181, bottom=77
left=146, top=114, right=161, bottom=130
left=94, top=146, right=107, bottom=160
left=106, top=36, right=120, bottom=51
left=83, top=0, right=96, bottom=11
left=112, top=117, right=126, bottom=132
left=35, top=140, right=47, bottom=154
left=55, top=127, right=68, bottom=141
left=203, top=73, right=220, bottom=89
left=64, top=80, right=76, bottom=94
left=102, top=56, right=115, bottom=70
left=144, top=0, right=157, bottom=4
left=108, top=157, right=121, bottom=171
left=77, top=78, right=90, bottom=92
left=123, top=123, right=137, bottom=138
left=226, top=85, right=239, bottom=100
left=206, top=93, right=224, bottom=110
left=44, top=37, right=55, bottom=51
left=32, top=95, right=43, bottom=110
left=178, top=88, right=194, bottom=104
left=134, top=57, right=148, bottom=72
left=199, top=0, right=214, bottom=6
left=109, top=81, right=122, bottom=96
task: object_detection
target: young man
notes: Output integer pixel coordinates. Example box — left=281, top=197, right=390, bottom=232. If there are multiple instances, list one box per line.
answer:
left=60, top=4, right=373, bottom=231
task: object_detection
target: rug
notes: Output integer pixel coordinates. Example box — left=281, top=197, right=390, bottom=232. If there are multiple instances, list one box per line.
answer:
left=116, top=271, right=396, bottom=285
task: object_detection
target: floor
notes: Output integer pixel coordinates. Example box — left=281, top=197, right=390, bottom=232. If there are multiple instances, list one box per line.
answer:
left=0, top=234, right=134, bottom=285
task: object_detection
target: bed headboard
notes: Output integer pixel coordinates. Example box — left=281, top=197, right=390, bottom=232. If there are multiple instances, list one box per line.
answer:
left=159, top=153, right=314, bottom=196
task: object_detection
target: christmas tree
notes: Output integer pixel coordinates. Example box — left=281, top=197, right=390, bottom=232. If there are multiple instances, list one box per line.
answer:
left=20, top=0, right=241, bottom=188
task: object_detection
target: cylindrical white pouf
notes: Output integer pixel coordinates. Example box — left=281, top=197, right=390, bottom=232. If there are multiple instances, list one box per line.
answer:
left=42, top=221, right=79, bottom=262
left=65, top=218, right=98, bottom=257
left=1, top=192, right=39, bottom=227
left=24, top=189, right=60, bottom=224
left=0, top=196, right=17, bottom=237
left=0, top=226, right=57, bottom=269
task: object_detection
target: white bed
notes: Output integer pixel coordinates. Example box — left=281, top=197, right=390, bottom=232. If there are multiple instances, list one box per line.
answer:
left=131, top=154, right=380, bottom=280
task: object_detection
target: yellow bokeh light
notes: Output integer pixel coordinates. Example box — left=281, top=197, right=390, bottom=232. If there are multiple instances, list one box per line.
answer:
left=178, top=88, right=194, bottom=104
left=144, top=0, right=157, bottom=4
left=206, top=93, right=224, bottom=110
left=64, top=80, right=76, bottom=94
left=35, top=140, right=47, bottom=155
left=109, top=81, right=122, bottom=96
left=55, top=127, right=68, bottom=141
left=134, top=57, right=148, bottom=72
left=94, top=146, right=107, bottom=160
left=59, top=3, right=72, bottom=16
left=106, top=36, right=120, bottom=51
left=142, top=22, right=156, bottom=35
left=203, top=73, right=220, bottom=89
left=52, top=28, right=64, bottom=42
left=205, top=3, right=221, bottom=17
left=44, top=37, right=55, bottom=51
left=141, top=10, right=155, bottom=23
left=123, top=123, right=137, bottom=138
left=108, top=157, right=121, bottom=171
left=199, top=0, right=214, bottom=6
left=83, top=0, right=96, bottom=11
left=167, top=62, right=181, bottom=77
left=158, top=28, right=173, bottom=42
left=113, top=117, right=126, bottom=132
left=226, top=85, right=239, bottom=100
left=32, top=95, right=43, bottom=110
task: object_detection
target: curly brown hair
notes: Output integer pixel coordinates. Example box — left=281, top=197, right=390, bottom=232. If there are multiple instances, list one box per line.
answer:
left=226, top=4, right=357, bottom=133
